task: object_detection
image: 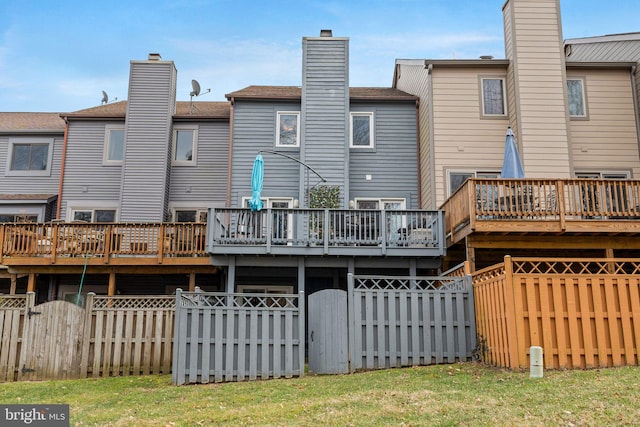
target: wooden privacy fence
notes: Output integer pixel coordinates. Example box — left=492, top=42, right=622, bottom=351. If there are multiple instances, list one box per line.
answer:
left=172, top=289, right=305, bottom=385
left=0, top=293, right=174, bottom=382
left=347, top=274, right=476, bottom=372
left=473, top=256, right=640, bottom=370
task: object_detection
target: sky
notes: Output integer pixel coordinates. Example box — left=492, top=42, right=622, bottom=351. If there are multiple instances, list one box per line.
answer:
left=1, top=0, right=638, bottom=113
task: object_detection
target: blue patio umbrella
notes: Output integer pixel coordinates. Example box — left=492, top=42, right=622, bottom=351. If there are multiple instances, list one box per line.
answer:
left=501, top=127, right=525, bottom=179
left=249, top=154, right=264, bottom=211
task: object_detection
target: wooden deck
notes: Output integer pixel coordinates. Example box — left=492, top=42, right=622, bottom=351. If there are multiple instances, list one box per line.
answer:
left=0, top=222, right=210, bottom=267
left=442, top=178, right=640, bottom=245
left=208, top=208, right=446, bottom=258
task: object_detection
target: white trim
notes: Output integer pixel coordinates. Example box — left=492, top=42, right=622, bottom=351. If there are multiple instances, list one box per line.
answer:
left=480, top=77, right=507, bottom=117
left=172, top=125, right=198, bottom=166
left=276, top=111, right=300, bottom=148
left=349, top=112, right=374, bottom=148
left=353, top=198, right=406, bottom=210
left=66, top=200, right=119, bottom=222
left=103, top=125, right=125, bottom=165
left=446, top=170, right=500, bottom=197
left=5, top=137, right=54, bottom=177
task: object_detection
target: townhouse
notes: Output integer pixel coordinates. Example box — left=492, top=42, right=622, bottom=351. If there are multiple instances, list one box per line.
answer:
left=394, top=0, right=640, bottom=270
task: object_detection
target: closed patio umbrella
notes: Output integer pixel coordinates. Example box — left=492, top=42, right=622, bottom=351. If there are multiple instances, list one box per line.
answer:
left=501, top=127, right=524, bottom=179
left=249, top=154, right=264, bottom=212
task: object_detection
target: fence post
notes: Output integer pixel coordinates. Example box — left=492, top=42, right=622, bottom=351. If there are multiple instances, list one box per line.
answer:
left=502, top=256, right=522, bottom=369
left=347, top=273, right=356, bottom=373
left=172, top=289, right=183, bottom=385
left=80, top=292, right=96, bottom=377
left=17, top=292, right=36, bottom=381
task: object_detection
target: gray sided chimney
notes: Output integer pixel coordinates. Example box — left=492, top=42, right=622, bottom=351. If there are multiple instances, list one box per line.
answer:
left=119, top=54, right=177, bottom=222
left=300, top=30, right=350, bottom=207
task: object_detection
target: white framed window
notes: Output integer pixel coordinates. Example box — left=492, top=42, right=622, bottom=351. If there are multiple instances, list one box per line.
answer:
left=447, top=170, right=500, bottom=197
left=5, top=137, right=54, bottom=176
left=103, top=125, right=124, bottom=165
left=353, top=198, right=406, bottom=210
left=350, top=112, right=374, bottom=148
left=172, top=126, right=197, bottom=165
left=480, top=77, right=507, bottom=117
left=276, top=112, right=300, bottom=147
left=567, top=78, right=588, bottom=118
left=71, top=209, right=117, bottom=223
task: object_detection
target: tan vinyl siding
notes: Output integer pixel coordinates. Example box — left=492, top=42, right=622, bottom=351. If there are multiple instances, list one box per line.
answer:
left=395, top=64, right=433, bottom=208
left=568, top=69, right=640, bottom=177
left=505, top=0, right=572, bottom=178
left=431, top=67, right=509, bottom=207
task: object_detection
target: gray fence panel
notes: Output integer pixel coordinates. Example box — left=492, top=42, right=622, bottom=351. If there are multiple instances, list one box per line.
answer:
left=172, top=290, right=304, bottom=385
left=348, top=274, right=475, bottom=373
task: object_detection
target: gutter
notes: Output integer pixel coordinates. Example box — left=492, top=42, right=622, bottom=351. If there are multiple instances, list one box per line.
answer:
left=226, top=98, right=235, bottom=207
left=56, top=116, right=70, bottom=220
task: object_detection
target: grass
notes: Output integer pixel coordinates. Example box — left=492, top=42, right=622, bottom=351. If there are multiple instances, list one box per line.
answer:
left=1, top=363, right=639, bottom=426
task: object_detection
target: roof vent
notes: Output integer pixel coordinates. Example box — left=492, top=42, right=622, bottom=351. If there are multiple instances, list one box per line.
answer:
left=479, top=55, right=494, bottom=60
left=148, top=53, right=162, bottom=61
left=320, top=29, right=333, bottom=37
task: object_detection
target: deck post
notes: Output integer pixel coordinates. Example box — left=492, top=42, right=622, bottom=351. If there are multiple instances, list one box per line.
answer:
left=107, top=270, right=116, bottom=295
left=27, top=273, right=36, bottom=293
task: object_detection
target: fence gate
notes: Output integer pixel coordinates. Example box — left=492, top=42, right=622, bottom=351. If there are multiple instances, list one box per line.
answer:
left=308, top=289, right=349, bottom=374
left=20, top=300, right=86, bottom=381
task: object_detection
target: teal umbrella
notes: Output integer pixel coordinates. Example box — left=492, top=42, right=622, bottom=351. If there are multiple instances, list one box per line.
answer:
left=501, top=127, right=525, bottom=178
left=249, top=154, right=264, bottom=211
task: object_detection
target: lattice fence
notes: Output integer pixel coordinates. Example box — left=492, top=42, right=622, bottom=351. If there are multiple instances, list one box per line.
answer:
left=348, top=274, right=475, bottom=372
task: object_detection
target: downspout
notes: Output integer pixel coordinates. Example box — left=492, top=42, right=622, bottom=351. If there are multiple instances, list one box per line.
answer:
left=415, top=98, right=422, bottom=208
left=55, top=116, right=70, bottom=220
left=226, top=98, right=234, bottom=207
left=631, top=65, right=640, bottom=158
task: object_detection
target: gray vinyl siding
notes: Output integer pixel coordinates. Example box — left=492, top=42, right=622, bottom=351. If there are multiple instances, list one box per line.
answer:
left=169, top=121, right=230, bottom=204
left=119, top=60, right=177, bottom=222
left=230, top=102, right=302, bottom=207
left=59, top=121, right=124, bottom=220
left=301, top=37, right=349, bottom=206
left=349, top=102, right=418, bottom=209
left=0, top=133, right=63, bottom=195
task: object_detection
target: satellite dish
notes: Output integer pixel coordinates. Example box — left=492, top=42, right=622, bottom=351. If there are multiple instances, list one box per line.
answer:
left=190, top=80, right=201, bottom=97
left=101, top=91, right=109, bottom=104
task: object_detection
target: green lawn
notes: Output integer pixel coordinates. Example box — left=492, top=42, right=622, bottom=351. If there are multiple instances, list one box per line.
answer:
left=1, top=363, right=639, bottom=426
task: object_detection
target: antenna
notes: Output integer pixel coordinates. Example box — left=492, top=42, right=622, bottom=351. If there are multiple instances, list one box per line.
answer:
left=189, top=79, right=211, bottom=113
left=101, top=91, right=109, bottom=104
left=190, top=80, right=201, bottom=97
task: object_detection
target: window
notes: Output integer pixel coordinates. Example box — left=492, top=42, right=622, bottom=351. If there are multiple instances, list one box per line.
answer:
left=0, top=214, right=38, bottom=223
left=6, top=138, right=54, bottom=176
left=104, top=126, right=124, bottom=164
left=173, top=209, right=208, bottom=223
left=480, top=78, right=507, bottom=116
left=172, top=126, right=197, bottom=165
left=276, top=112, right=300, bottom=147
left=575, top=171, right=630, bottom=214
left=448, top=171, right=500, bottom=196
left=71, top=209, right=116, bottom=223
left=350, top=112, right=374, bottom=148
left=567, top=78, right=587, bottom=118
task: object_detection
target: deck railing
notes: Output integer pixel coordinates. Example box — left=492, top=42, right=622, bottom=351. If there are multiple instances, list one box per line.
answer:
left=0, top=222, right=207, bottom=260
left=443, top=178, right=640, bottom=242
left=208, top=208, right=445, bottom=254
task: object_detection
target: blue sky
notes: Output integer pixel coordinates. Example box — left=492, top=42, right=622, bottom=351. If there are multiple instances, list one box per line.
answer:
left=1, top=0, right=638, bottom=112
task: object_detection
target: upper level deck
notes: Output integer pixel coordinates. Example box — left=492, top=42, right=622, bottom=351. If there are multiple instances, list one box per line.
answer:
left=207, top=208, right=446, bottom=258
left=442, top=178, right=640, bottom=246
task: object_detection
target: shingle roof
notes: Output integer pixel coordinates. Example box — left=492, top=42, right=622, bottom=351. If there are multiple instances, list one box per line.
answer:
left=0, top=112, right=66, bottom=132
left=225, top=85, right=417, bottom=101
left=0, top=194, right=57, bottom=202
left=63, top=101, right=231, bottom=119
